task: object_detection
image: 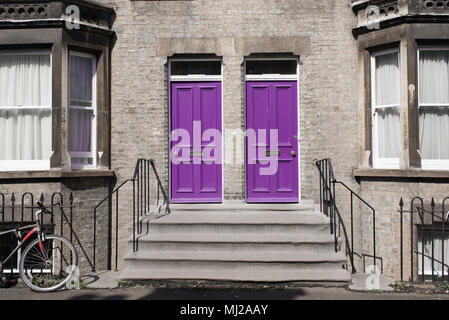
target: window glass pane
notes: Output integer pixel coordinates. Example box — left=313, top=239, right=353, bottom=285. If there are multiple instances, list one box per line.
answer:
left=419, top=51, right=449, bottom=104
left=375, top=52, right=399, bottom=106
left=171, top=60, right=221, bottom=76
left=70, top=55, right=94, bottom=107
left=0, top=54, right=51, bottom=161
left=418, top=230, right=449, bottom=275
left=376, top=106, right=400, bottom=158
left=246, top=60, right=297, bottom=75
left=69, top=108, right=92, bottom=153
left=419, top=106, right=449, bottom=160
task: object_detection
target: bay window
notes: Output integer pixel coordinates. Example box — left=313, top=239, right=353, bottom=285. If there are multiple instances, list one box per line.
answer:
left=69, top=51, right=97, bottom=169
left=0, top=52, right=52, bottom=171
left=418, top=49, right=449, bottom=170
left=371, top=50, right=401, bottom=168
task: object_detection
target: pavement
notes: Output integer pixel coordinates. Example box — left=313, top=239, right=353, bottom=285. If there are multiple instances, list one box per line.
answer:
left=0, top=270, right=447, bottom=300
left=0, top=285, right=448, bottom=300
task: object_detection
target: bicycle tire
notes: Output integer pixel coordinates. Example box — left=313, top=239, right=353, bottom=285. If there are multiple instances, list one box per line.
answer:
left=19, top=234, right=78, bottom=293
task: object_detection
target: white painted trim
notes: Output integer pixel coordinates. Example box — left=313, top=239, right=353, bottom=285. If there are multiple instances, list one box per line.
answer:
left=370, top=49, right=401, bottom=169
left=417, top=47, right=449, bottom=170
left=170, top=75, right=222, bottom=82
left=0, top=160, right=50, bottom=171
left=422, top=159, right=449, bottom=170
left=245, top=74, right=298, bottom=81
left=0, top=106, right=52, bottom=110
left=68, top=51, right=97, bottom=170
left=245, top=57, right=298, bottom=61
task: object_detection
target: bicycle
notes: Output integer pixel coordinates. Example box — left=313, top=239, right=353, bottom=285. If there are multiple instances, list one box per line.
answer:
left=0, top=201, right=78, bottom=292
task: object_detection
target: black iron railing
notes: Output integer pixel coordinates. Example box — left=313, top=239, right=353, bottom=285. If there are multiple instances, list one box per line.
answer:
left=92, top=158, right=169, bottom=271
left=399, top=197, right=449, bottom=283
left=314, top=158, right=381, bottom=274
left=0, top=192, right=93, bottom=272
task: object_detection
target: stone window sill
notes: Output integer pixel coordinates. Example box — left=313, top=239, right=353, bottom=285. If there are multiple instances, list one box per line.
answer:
left=0, top=170, right=115, bottom=180
left=353, top=168, right=449, bottom=179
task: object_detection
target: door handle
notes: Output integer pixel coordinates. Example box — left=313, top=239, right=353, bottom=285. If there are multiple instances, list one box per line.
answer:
left=291, top=150, right=296, bottom=157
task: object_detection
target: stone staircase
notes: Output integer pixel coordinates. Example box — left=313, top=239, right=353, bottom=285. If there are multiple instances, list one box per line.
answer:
left=119, top=200, right=351, bottom=284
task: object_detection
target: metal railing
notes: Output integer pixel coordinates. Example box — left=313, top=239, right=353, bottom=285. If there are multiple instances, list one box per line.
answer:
left=398, top=196, right=449, bottom=283
left=92, top=158, right=170, bottom=271
left=0, top=192, right=93, bottom=272
left=314, top=158, right=381, bottom=274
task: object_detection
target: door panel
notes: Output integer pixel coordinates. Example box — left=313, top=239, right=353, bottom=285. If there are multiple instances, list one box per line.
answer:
left=171, top=82, right=222, bottom=203
left=246, top=81, right=298, bottom=203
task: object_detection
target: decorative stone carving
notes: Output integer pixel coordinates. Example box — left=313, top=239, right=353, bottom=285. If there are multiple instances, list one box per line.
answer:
left=376, top=1, right=400, bottom=18
left=0, top=4, right=48, bottom=20
left=421, top=0, right=449, bottom=10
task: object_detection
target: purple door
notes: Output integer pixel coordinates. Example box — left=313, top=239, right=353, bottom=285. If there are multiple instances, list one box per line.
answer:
left=171, top=82, right=222, bottom=203
left=246, top=81, right=298, bottom=203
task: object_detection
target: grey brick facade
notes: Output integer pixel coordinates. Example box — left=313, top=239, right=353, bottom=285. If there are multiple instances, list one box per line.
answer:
left=1, top=0, right=449, bottom=281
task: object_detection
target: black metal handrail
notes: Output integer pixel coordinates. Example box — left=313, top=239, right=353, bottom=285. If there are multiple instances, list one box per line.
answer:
left=314, top=158, right=380, bottom=274
left=92, top=158, right=170, bottom=271
left=399, top=196, right=449, bottom=282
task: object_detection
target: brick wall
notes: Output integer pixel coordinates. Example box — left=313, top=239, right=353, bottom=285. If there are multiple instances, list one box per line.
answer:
left=90, top=0, right=362, bottom=270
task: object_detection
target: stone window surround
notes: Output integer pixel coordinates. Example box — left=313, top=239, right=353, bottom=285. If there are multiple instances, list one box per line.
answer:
left=356, top=23, right=449, bottom=179
left=0, top=25, right=113, bottom=179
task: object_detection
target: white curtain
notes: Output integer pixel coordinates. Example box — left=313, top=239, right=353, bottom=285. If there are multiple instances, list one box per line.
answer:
left=377, top=107, right=400, bottom=158
left=375, top=52, right=400, bottom=158
left=0, top=54, right=51, bottom=161
left=69, top=54, right=94, bottom=167
left=419, top=51, right=449, bottom=160
left=419, top=232, right=449, bottom=276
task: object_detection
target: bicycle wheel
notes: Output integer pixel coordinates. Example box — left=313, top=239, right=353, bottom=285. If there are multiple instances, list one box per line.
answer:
left=19, top=234, right=78, bottom=293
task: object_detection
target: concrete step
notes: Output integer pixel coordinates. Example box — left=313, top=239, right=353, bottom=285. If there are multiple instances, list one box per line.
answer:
left=122, top=202, right=350, bottom=283
left=145, top=211, right=329, bottom=224
left=124, top=249, right=347, bottom=263
left=133, top=231, right=336, bottom=244
left=132, top=231, right=337, bottom=253
left=132, top=240, right=337, bottom=253
left=119, top=266, right=351, bottom=283
left=142, top=212, right=329, bottom=234
left=169, top=200, right=318, bottom=212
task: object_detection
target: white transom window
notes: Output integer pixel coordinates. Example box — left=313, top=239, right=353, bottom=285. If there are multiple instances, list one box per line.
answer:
left=69, top=51, right=97, bottom=169
left=418, top=48, right=449, bottom=170
left=371, top=49, right=401, bottom=168
left=0, top=51, right=52, bottom=171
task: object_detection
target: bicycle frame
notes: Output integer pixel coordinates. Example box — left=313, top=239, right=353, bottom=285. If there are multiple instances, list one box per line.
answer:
left=0, top=209, right=47, bottom=274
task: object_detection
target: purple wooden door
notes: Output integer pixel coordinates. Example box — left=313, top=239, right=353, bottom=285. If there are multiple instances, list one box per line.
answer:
left=171, top=82, right=222, bottom=203
left=246, top=81, right=298, bottom=203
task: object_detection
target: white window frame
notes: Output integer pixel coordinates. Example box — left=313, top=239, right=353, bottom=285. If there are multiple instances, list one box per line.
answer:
left=69, top=51, right=97, bottom=170
left=0, top=50, right=52, bottom=172
left=169, top=58, right=222, bottom=82
left=418, top=47, right=449, bottom=170
left=370, top=48, right=401, bottom=169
